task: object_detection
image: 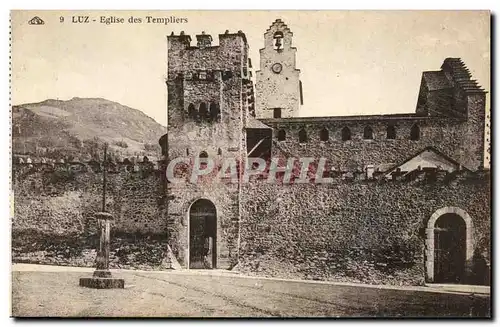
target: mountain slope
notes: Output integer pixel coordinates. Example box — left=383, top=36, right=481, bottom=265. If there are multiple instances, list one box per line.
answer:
left=12, top=97, right=167, bottom=161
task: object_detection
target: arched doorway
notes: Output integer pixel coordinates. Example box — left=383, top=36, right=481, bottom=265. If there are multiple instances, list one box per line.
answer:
left=434, top=214, right=466, bottom=283
left=425, top=207, right=473, bottom=283
left=189, top=199, right=217, bottom=269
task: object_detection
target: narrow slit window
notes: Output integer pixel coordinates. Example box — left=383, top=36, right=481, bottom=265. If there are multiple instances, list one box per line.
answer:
left=387, top=125, right=396, bottom=139
left=410, top=124, right=420, bottom=141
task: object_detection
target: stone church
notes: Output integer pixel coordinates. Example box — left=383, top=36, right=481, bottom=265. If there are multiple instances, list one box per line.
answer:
left=12, top=19, right=490, bottom=286
left=161, top=19, right=490, bottom=285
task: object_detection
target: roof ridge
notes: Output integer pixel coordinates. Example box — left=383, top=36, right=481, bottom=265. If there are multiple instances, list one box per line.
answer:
left=442, top=58, right=485, bottom=93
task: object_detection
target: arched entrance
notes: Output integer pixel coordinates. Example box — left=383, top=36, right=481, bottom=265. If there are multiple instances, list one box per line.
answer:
left=434, top=214, right=466, bottom=283
left=189, top=199, right=217, bottom=269
left=425, top=207, right=473, bottom=283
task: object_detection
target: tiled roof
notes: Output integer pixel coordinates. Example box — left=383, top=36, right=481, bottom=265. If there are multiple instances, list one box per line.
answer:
left=442, top=58, right=486, bottom=93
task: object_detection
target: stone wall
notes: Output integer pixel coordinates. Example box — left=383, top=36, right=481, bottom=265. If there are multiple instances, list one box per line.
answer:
left=239, top=171, right=490, bottom=285
left=260, top=116, right=479, bottom=170
left=166, top=182, right=240, bottom=269
left=11, top=162, right=168, bottom=269
left=12, top=162, right=165, bottom=235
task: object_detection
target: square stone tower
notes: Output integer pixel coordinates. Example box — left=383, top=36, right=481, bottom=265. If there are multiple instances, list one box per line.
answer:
left=165, top=30, right=252, bottom=269
left=255, top=19, right=303, bottom=118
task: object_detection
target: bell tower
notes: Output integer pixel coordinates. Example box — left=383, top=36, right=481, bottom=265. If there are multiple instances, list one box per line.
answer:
left=255, top=19, right=303, bottom=118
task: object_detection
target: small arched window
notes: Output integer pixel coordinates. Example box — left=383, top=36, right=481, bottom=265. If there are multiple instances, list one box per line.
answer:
left=410, top=124, right=420, bottom=141
left=298, top=129, right=308, bottom=143
left=363, top=126, right=373, bottom=140
left=387, top=125, right=396, bottom=139
left=199, top=103, right=208, bottom=121
left=209, top=102, right=220, bottom=122
left=217, top=148, right=222, bottom=155
left=273, top=31, right=284, bottom=51
left=341, top=127, right=351, bottom=141
left=277, top=129, right=286, bottom=141
left=320, top=128, right=329, bottom=142
left=187, top=103, right=196, bottom=119
left=199, top=151, right=208, bottom=158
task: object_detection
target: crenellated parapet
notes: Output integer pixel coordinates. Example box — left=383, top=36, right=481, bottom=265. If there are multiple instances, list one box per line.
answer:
left=167, top=30, right=248, bottom=51
left=12, top=156, right=162, bottom=176
left=245, top=162, right=490, bottom=186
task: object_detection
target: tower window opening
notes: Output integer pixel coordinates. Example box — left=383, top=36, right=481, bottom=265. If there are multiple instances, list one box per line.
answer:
left=273, top=108, right=282, bottom=118
left=277, top=129, right=286, bottom=141
left=199, top=151, right=208, bottom=158
left=320, top=128, right=329, bottom=142
left=341, top=127, right=351, bottom=141
left=199, top=103, right=208, bottom=121
left=209, top=102, right=220, bottom=122
left=298, top=129, right=308, bottom=143
left=411, top=124, right=420, bottom=141
left=273, top=31, right=284, bottom=51
left=363, top=126, right=374, bottom=140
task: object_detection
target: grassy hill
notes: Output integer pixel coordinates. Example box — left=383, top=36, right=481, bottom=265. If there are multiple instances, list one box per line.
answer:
left=12, top=97, right=167, bottom=162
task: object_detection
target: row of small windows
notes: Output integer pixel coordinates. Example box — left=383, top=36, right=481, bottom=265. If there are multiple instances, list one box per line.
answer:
left=187, top=102, right=221, bottom=122
left=186, top=149, right=223, bottom=157
left=277, top=125, right=421, bottom=143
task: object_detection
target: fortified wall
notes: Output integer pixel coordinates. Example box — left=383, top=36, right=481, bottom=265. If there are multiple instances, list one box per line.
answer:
left=11, top=22, right=491, bottom=286
left=238, top=168, right=490, bottom=285
left=12, top=158, right=167, bottom=235
left=11, top=159, right=169, bottom=269
left=10, top=156, right=491, bottom=285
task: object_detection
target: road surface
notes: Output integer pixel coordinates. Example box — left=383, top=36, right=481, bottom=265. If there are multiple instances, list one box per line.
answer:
left=11, top=269, right=491, bottom=318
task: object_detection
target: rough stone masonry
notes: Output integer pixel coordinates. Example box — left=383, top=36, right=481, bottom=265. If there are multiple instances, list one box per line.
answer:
left=12, top=19, right=490, bottom=286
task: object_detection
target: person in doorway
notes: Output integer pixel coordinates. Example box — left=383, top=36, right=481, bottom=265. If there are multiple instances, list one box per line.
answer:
left=203, top=236, right=213, bottom=269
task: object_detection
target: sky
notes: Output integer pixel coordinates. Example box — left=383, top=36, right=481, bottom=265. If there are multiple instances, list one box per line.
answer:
left=11, top=10, right=490, bottom=126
